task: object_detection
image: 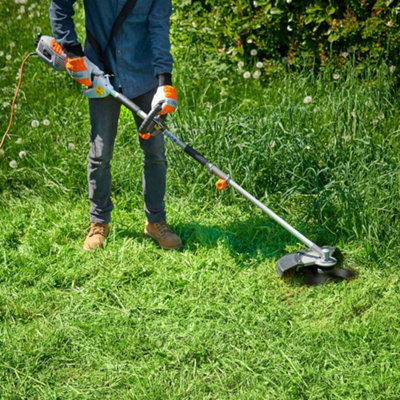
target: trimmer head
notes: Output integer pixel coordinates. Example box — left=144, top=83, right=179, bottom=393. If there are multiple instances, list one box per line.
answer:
left=277, top=247, right=354, bottom=285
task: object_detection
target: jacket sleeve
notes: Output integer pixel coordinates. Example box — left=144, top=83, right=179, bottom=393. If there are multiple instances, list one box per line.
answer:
left=148, top=0, right=174, bottom=78
left=49, top=0, right=84, bottom=56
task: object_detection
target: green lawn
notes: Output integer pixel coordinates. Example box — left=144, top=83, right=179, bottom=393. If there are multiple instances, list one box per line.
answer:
left=1, top=1, right=400, bottom=399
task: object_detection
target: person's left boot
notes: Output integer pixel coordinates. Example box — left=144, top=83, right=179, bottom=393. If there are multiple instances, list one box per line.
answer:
left=144, top=221, right=182, bottom=250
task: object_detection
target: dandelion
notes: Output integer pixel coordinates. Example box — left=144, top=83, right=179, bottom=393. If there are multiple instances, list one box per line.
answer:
left=237, top=61, right=244, bottom=68
left=10, top=42, right=15, bottom=48
left=379, top=113, right=385, bottom=120
left=6, top=55, right=11, bottom=60
left=305, top=145, right=311, bottom=151
left=18, top=150, right=27, bottom=158
left=68, top=143, right=76, bottom=151
left=253, top=70, right=261, bottom=79
left=0, top=51, right=3, bottom=57
left=389, top=66, right=396, bottom=73
left=282, top=56, right=289, bottom=64
left=372, top=119, right=378, bottom=126
left=243, top=71, right=251, bottom=79
left=341, top=52, right=349, bottom=58
left=333, top=73, right=340, bottom=80
left=0, top=149, right=4, bottom=157
left=42, top=119, right=50, bottom=126
left=16, top=138, right=22, bottom=144
left=303, top=96, right=312, bottom=104
left=256, top=61, right=263, bottom=69
left=250, top=49, right=257, bottom=56
left=31, top=120, right=40, bottom=127
left=9, top=160, right=17, bottom=168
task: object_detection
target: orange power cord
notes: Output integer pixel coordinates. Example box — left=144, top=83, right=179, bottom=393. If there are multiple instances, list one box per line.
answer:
left=0, top=52, right=36, bottom=149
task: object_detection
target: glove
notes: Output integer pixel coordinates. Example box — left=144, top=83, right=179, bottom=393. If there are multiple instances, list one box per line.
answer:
left=151, top=85, right=178, bottom=115
left=65, top=56, right=103, bottom=87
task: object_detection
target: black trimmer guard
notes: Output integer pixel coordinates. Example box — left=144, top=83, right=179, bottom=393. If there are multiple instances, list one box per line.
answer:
left=277, top=247, right=354, bottom=285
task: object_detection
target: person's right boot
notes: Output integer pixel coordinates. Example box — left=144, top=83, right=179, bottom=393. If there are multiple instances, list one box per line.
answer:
left=83, top=222, right=109, bottom=251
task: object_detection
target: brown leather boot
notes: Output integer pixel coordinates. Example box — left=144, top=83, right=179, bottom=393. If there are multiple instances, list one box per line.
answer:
left=83, top=222, right=109, bottom=251
left=144, top=221, right=182, bottom=250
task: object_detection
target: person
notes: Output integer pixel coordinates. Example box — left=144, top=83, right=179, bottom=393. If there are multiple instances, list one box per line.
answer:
left=49, top=0, right=182, bottom=251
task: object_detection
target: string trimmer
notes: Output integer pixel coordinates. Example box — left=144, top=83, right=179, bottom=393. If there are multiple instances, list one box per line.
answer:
left=2, top=35, right=354, bottom=284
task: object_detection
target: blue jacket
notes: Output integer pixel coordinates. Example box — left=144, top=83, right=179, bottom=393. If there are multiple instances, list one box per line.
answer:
left=49, top=0, right=173, bottom=98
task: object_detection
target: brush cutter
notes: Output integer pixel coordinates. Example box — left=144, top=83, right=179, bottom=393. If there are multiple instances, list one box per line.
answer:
left=14, top=35, right=354, bottom=283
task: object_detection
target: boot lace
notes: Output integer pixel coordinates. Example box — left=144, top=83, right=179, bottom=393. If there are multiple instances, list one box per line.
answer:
left=90, top=222, right=108, bottom=237
left=154, top=222, right=173, bottom=238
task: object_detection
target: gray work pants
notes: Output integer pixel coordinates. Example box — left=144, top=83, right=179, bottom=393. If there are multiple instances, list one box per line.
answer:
left=87, top=87, right=167, bottom=224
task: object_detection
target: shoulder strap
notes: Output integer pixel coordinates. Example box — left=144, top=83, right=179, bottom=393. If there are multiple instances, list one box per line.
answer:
left=86, top=0, right=139, bottom=74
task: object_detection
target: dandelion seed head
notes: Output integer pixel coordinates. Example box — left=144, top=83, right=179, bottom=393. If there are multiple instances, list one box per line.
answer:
left=9, top=160, right=17, bottom=168
left=18, top=150, right=27, bottom=158
left=333, top=73, right=340, bottom=80
left=6, top=55, right=11, bottom=60
left=16, top=138, right=22, bottom=144
left=243, top=71, right=251, bottom=79
left=256, top=61, right=263, bottom=69
left=253, top=70, right=261, bottom=79
left=303, top=96, right=312, bottom=104
left=389, top=65, right=396, bottom=73
left=31, top=120, right=39, bottom=128
left=0, top=51, right=4, bottom=57
left=0, top=149, right=4, bottom=157
left=238, top=61, right=244, bottom=68
left=250, top=49, right=257, bottom=56
left=68, top=143, right=76, bottom=151
left=42, top=119, right=50, bottom=126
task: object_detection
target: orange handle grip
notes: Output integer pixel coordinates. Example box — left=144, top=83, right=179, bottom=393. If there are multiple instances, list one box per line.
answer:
left=216, top=179, right=228, bottom=191
left=139, top=132, right=151, bottom=140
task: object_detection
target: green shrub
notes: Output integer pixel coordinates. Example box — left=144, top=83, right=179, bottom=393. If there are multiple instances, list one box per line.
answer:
left=171, top=0, right=400, bottom=68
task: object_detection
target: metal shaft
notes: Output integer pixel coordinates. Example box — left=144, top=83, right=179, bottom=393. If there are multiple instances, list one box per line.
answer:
left=114, top=91, right=325, bottom=258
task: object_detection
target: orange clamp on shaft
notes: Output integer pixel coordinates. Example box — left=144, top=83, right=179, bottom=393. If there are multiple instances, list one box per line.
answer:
left=216, top=179, right=228, bottom=191
left=139, top=132, right=151, bottom=140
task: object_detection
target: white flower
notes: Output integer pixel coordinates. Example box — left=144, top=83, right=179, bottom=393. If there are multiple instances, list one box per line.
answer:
left=6, top=55, right=11, bottom=60
left=16, top=138, right=22, bottom=144
left=379, top=113, right=385, bottom=120
left=286, top=0, right=292, bottom=3
left=10, top=42, right=15, bottom=48
left=303, top=96, right=312, bottom=104
left=253, top=70, right=261, bottom=79
left=256, top=61, right=263, bottom=68
left=237, top=61, right=244, bottom=68
left=250, top=49, right=257, bottom=56
left=68, top=143, right=76, bottom=150
left=341, top=52, right=349, bottom=58
left=389, top=65, right=396, bottom=73
left=372, top=119, right=378, bottom=126
left=333, top=73, right=340, bottom=80
left=42, top=119, right=50, bottom=126
left=243, top=71, right=251, bottom=79
left=0, top=149, right=4, bottom=157
left=9, top=160, right=17, bottom=168
left=305, top=145, right=311, bottom=151
left=31, top=120, right=40, bottom=127
left=0, top=51, right=3, bottom=57
left=18, top=150, right=27, bottom=158
left=287, top=25, right=293, bottom=32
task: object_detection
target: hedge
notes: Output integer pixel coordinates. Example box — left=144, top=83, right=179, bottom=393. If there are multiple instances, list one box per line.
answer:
left=171, top=0, right=400, bottom=67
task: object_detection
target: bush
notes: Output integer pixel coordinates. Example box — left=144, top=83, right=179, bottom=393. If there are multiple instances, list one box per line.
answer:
left=171, top=0, right=400, bottom=68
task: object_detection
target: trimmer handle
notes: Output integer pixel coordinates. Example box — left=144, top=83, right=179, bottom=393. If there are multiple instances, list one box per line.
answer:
left=138, top=101, right=164, bottom=140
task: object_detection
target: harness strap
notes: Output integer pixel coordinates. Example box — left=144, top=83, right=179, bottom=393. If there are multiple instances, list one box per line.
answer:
left=86, top=0, right=139, bottom=74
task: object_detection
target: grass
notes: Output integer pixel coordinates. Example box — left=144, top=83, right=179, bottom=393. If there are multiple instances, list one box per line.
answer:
left=1, top=1, right=400, bottom=399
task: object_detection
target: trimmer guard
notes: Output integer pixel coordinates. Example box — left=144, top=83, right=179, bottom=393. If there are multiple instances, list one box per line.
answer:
left=276, top=247, right=337, bottom=277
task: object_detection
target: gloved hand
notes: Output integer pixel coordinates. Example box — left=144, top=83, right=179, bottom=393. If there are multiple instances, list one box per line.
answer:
left=151, top=85, right=178, bottom=115
left=65, top=56, right=103, bottom=87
